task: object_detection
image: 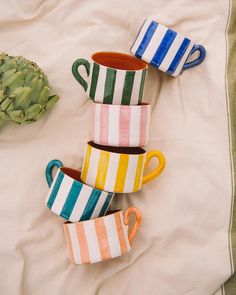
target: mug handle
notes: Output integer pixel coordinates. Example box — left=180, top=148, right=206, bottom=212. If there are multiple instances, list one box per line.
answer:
left=142, top=150, right=166, bottom=185
left=46, top=159, right=63, bottom=187
left=72, top=58, right=90, bottom=91
left=183, top=44, right=206, bottom=71
left=123, top=207, right=142, bottom=244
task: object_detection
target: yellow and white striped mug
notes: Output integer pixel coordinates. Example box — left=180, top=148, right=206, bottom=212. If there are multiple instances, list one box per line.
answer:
left=63, top=207, right=142, bottom=264
left=81, top=141, right=166, bottom=193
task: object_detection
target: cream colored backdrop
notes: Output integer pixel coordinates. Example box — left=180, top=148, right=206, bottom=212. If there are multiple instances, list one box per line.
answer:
left=0, top=1, right=232, bottom=295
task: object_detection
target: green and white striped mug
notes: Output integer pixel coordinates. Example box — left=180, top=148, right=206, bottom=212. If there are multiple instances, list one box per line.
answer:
left=72, top=52, right=148, bottom=105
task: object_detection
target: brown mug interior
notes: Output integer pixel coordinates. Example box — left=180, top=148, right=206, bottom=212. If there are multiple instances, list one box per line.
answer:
left=92, top=52, right=148, bottom=71
left=61, top=167, right=82, bottom=182
left=89, top=141, right=145, bottom=155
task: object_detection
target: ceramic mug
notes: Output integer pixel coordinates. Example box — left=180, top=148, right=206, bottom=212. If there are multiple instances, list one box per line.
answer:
left=81, top=141, right=166, bottom=193
left=63, top=207, right=142, bottom=264
left=130, top=18, right=206, bottom=77
left=92, top=102, right=151, bottom=147
left=72, top=52, right=148, bottom=105
left=45, top=159, right=114, bottom=222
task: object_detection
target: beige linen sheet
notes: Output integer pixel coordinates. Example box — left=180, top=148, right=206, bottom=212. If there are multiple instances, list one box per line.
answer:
left=0, top=1, right=234, bottom=295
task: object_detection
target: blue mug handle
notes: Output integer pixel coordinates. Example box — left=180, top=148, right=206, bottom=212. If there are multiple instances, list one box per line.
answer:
left=46, top=159, right=63, bottom=187
left=183, top=45, right=206, bottom=71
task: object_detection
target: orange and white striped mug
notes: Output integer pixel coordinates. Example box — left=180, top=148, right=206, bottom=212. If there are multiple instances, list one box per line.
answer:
left=63, top=207, right=142, bottom=264
left=81, top=141, right=166, bottom=193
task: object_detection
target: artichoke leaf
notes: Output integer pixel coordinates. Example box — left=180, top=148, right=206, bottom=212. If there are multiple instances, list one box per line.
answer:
left=1, top=69, right=17, bottom=84
left=46, top=95, right=59, bottom=109
left=8, top=109, right=26, bottom=123
left=0, top=110, right=9, bottom=120
left=24, top=70, right=35, bottom=84
left=0, top=90, right=7, bottom=103
left=27, top=77, right=44, bottom=103
left=35, top=107, right=46, bottom=120
left=14, top=87, right=32, bottom=108
left=0, top=61, right=18, bottom=72
left=0, top=97, right=14, bottom=111
left=25, top=104, right=43, bottom=120
left=38, top=86, right=50, bottom=103
left=2, top=71, right=24, bottom=93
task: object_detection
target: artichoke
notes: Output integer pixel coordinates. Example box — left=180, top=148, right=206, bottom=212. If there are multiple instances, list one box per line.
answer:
left=0, top=53, right=59, bottom=127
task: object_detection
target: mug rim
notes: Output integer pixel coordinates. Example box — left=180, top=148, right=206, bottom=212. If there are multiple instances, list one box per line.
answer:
left=88, top=141, right=146, bottom=155
left=133, top=18, right=190, bottom=43
left=91, top=51, right=148, bottom=72
left=59, top=166, right=113, bottom=194
left=64, top=209, right=122, bottom=226
left=146, top=18, right=196, bottom=40
left=93, top=101, right=151, bottom=108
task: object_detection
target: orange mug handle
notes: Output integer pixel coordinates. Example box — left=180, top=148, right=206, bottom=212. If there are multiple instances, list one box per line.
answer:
left=123, top=207, right=142, bottom=244
left=142, top=150, right=166, bottom=185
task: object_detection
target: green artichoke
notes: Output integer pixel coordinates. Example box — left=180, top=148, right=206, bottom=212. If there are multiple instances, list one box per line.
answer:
left=0, top=53, right=59, bottom=127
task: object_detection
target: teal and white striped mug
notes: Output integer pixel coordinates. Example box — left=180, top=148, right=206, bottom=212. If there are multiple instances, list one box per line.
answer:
left=72, top=52, right=148, bottom=105
left=45, top=159, right=114, bottom=222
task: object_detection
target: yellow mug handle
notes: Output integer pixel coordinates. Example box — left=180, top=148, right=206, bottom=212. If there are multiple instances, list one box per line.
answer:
left=142, top=150, right=166, bottom=185
left=123, top=207, right=142, bottom=244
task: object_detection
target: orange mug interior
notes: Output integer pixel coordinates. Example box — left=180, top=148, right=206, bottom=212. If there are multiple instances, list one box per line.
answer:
left=92, top=52, right=148, bottom=71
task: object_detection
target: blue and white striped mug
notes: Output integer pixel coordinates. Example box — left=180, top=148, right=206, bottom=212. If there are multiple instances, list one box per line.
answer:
left=131, top=18, right=206, bottom=77
left=45, top=160, right=114, bottom=222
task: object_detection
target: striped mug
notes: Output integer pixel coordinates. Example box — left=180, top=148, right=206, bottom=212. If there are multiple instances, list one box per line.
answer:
left=81, top=141, right=166, bottom=193
left=131, top=18, right=206, bottom=77
left=63, top=207, right=142, bottom=264
left=72, top=52, right=148, bottom=105
left=45, top=159, right=113, bottom=222
left=92, top=102, right=151, bottom=147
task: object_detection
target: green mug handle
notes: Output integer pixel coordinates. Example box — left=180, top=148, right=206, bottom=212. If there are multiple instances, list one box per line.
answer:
left=72, top=58, right=90, bottom=92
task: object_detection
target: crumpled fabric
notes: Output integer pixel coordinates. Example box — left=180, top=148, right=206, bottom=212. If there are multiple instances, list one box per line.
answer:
left=0, top=1, right=231, bottom=295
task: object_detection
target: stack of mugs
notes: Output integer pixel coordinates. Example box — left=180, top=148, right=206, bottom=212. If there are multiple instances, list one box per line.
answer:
left=44, top=18, right=206, bottom=265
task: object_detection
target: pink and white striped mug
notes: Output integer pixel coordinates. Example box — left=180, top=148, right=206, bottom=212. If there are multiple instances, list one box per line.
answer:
left=92, top=102, right=151, bottom=147
left=63, top=207, right=142, bottom=264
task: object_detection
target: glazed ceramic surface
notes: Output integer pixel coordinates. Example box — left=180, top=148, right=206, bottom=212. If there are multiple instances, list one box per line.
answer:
left=45, top=160, right=113, bottom=222
left=131, top=18, right=206, bottom=77
left=81, top=142, right=166, bottom=193
left=72, top=52, right=148, bottom=105
left=63, top=207, right=142, bottom=264
left=92, top=102, right=151, bottom=147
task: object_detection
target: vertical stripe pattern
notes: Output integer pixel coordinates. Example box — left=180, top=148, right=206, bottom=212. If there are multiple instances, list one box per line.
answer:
left=88, top=63, right=147, bottom=104
left=81, top=144, right=146, bottom=193
left=95, top=151, right=110, bottom=190
left=63, top=211, right=131, bottom=264
left=93, top=103, right=151, bottom=147
left=135, top=20, right=158, bottom=59
left=114, top=154, right=129, bottom=192
left=75, top=223, right=90, bottom=264
left=133, top=154, right=145, bottom=192
left=119, top=106, right=131, bottom=146
left=121, top=71, right=135, bottom=105
left=103, top=68, right=117, bottom=104
left=45, top=168, right=113, bottom=222
left=89, top=63, right=99, bottom=100
left=99, top=105, right=109, bottom=149
left=131, top=19, right=195, bottom=77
